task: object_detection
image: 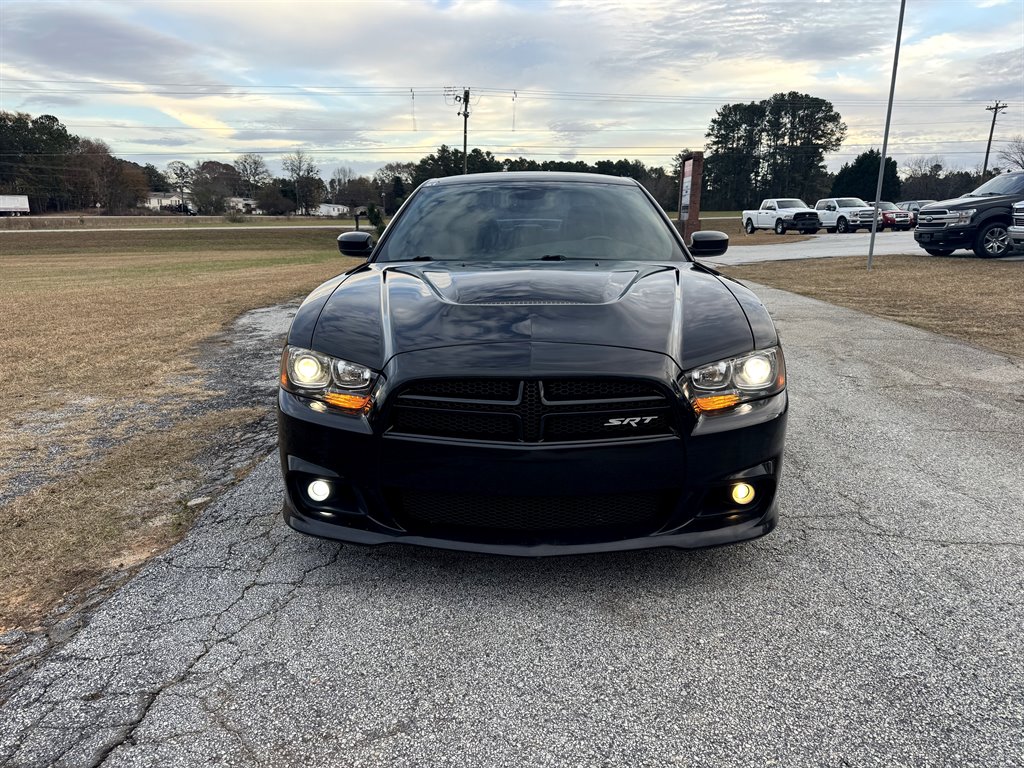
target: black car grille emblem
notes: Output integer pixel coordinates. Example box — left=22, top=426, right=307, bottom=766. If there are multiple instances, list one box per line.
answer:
left=388, top=378, right=673, bottom=443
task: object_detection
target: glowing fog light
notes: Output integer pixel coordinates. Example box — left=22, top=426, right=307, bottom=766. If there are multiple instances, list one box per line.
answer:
left=731, top=483, right=756, bottom=505
left=307, top=480, right=331, bottom=502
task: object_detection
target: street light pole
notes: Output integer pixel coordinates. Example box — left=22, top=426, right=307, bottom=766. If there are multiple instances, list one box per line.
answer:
left=867, top=0, right=906, bottom=271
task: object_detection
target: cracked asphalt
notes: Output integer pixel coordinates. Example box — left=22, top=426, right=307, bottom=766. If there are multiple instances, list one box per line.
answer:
left=2, top=284, right=1023, bottom=767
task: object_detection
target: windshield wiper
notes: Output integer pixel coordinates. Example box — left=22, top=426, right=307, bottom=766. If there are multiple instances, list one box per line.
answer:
left=409, top=255, right=434, bottom=261
left=537, top=254, right=566, bottom=260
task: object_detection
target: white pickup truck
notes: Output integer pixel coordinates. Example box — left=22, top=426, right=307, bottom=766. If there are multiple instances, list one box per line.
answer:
left=742, top=199, right=821, bottom=235
left=813, top=197, right=881, bottom=233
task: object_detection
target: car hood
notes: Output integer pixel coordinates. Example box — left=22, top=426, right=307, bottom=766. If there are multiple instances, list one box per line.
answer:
left=297, top=261, right=771, bottom=372
left=925, top=193, right=1020, bottom=210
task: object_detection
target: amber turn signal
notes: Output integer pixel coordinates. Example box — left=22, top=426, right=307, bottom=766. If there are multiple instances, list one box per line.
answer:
left=323, top=392, right=372, bottom=412
left=693, top=394, right=741, bottom=413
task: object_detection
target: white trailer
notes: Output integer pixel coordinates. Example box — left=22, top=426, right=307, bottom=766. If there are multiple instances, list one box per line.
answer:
left=0, top=195, right=30, bottom=215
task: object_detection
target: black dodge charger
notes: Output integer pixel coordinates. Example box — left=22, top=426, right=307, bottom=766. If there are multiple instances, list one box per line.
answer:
left=277, top=172, right=787, bottom=555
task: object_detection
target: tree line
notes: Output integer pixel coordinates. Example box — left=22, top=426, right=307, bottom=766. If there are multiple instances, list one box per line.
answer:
left=702, top=92, right=1023, bottom=209
left=3, top=106, right=1023, bottom=216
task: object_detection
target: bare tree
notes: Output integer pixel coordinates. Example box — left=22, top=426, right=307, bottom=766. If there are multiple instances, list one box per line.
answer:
left=235, top=153, right=271, bottom=197
left=330, top=165, right=355, bottom=203
left=998, top=135, right=1024, bottom=171
left=165, top=160, right=195, bottom=203
left=282, top=150, right=323, bottom=214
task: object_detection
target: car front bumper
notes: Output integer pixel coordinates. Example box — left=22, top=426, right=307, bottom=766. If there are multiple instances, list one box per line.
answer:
left=277, top=346, right=788, bottom=556
left=915, top=226, right=973, bottom=249
left=785, top=219, right=820, bottom=232
left=1008, top=225, right=1024, bottom=250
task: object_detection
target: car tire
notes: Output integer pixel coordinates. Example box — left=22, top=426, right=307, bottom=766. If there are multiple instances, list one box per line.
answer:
left=924, top=248, right=954, bottom=257
left=774, top=220, right=786, bottom=235
left=836, top=217, right=849, bottom=233
left=973, top=221, right=1011, bottom=259
left=744, top=219, right=755, bottom=235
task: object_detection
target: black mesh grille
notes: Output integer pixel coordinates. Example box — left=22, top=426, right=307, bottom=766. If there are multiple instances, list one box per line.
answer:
left=544, top=410, right=669, bottom=441
left=390, top=408, right=519, bottom=441
left=401, top=378, right=520, bottom=401
left=542, top=378, right=664, bottom=402
left=396, top=490, right=667, bottom=533
left=387, top=378, right=675, bottom=443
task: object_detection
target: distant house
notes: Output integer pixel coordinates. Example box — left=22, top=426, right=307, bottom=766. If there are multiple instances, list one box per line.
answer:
left=0, top=194, right=30, bottom=215
left=315, top=203, right=351, bottom=217
left=225, top=197, right=261, bottom=214
left=146, top=192, right=184, bottom=211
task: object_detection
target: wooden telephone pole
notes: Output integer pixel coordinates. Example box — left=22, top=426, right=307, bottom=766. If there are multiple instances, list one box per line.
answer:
left=456, top=88, right=471, bottom=175
left=982, top=101, right=1008, bottom=179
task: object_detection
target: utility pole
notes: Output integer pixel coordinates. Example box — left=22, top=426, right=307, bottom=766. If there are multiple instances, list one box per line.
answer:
left=456, top=88, right=470, bottom=174
left=982, top=101, right=1008, bottom=179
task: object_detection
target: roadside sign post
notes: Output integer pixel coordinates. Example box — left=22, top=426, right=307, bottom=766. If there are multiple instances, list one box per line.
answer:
left=677, top=151, right=704, bottom=241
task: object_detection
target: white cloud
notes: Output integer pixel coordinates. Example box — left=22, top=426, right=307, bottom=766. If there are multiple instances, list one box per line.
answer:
left=2, top=0, right=1021, bottom=173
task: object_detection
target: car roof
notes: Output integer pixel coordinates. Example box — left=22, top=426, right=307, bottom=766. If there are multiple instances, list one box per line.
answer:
left=423, top=171, right=639, bottom=187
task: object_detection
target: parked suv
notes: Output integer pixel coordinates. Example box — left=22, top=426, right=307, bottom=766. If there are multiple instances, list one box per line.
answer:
left=869, top=201, right=914, bottom=231
left=896, top=200, right=937, bottom=226
left=814, top=197, right=881, bottom=233
left=913, top=171, right=1024, bottom=258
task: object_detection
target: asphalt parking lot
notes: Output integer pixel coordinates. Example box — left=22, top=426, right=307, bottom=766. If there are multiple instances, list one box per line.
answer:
left=2, top=275, right=1022, bottom=767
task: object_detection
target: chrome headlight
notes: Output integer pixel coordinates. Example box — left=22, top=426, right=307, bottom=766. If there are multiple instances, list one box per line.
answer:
left=280, top=345, right=377, bottom=413
left=684, top=347, right=786, bottom=414
left=951, top=209, right=976, bottom=226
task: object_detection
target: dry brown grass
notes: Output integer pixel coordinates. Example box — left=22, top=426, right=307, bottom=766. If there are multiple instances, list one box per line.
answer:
left=0, top=229, right=360, bottom=629
left=721, top=254, right=1024, bottom=359
left=0, top=409, right=261, bottom=626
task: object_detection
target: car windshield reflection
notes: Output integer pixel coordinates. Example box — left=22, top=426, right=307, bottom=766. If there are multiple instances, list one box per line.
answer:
left=375, top=181, right=685, bottom=263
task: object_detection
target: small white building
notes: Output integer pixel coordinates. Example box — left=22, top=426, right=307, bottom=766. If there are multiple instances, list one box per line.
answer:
left=0, top=194, right=30, bottom=215
left=146, top=192, right=184, bottom=211
left=315, top=203, right=351, bottom=217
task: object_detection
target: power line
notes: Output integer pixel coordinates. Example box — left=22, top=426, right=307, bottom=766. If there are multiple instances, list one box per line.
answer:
left=4, top=78, right=1019, bottom=108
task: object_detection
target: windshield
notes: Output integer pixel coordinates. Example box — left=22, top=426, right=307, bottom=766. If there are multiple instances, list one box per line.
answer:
left=838, top=198, right=869, bottom=208
left=966, top=173, right=1024, bottom=197
left=776, top=199, right=809, bottom=209
left=875, top=202, right=898, bottom=210
left=375, top=181, right=686, bottom=263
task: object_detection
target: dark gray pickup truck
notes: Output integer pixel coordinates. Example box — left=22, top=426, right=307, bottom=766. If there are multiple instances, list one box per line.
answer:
left=914, top=171, right=1024, bottom=258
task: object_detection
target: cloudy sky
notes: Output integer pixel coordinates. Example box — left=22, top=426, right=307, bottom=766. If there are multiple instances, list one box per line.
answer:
left=2, top=0, right=1022, bottom=179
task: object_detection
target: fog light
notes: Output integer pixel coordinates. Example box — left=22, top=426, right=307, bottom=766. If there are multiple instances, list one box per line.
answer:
left=731, top=482, right=755, bottom=505
left=307, top=480, right=331, bottom=502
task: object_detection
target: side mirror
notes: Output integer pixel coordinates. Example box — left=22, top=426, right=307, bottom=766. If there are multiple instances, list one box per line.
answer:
left=337, top=231, right=374, bottom=257
left=827, top=204, right=837, bottom=211
left=689, top=230, right=729, bottom=257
